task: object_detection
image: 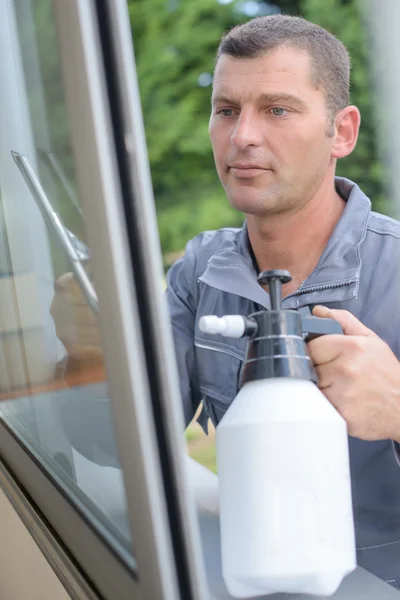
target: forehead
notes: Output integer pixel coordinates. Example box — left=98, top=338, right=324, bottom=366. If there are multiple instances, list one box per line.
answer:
left=212, top=47, right=319, bottom=102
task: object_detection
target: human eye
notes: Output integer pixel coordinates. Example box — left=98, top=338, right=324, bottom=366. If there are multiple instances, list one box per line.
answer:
left=216, top=108, right=234, bottom=117
left=269, top=107, right=289, bottom=117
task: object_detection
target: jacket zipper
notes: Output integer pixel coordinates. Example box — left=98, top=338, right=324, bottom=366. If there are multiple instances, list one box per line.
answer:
left=283, top=277, right=358, bottom=302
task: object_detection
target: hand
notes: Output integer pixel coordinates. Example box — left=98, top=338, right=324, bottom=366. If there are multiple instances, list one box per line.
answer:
left=50, top=273, right=104, bottom=363
left=307, top=306, right=400, bottom=441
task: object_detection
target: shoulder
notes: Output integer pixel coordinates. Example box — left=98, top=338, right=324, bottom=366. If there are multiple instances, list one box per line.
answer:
left=187, top=227, right=242, bottom=252
left=362, top=210, right=400, bottom=269
left=336, top=177, right=400, bottom=241
left=367, top=211, right=400, bottom=240
left=166, top=227, right=242, bottom=291
left=175, top=227, right=242, bottom=271
left=359, top=211, right=400, bottom=284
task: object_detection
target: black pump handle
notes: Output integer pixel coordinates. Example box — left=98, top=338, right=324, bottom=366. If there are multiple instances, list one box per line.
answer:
left=301, top=315, right=343, bottom=341
left=257, top=269, right=343, bottom=339
left=257, top=269, right=292, bottom=310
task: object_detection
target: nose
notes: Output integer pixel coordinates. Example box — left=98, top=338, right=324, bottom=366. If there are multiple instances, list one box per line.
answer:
left=230, top=110, right=264, bottom=150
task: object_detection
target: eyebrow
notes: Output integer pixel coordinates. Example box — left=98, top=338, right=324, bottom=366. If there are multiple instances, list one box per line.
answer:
left=212, top=92, right=307, bottom=110
left=260, top=93, right=307, bottom=110
left=211, top=95, right=239, bottom=106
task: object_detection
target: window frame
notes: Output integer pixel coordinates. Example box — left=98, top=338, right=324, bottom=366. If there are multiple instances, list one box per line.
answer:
left=0, top=0, right=207, bottom=598
left=3, top=1, right=400, bottom=599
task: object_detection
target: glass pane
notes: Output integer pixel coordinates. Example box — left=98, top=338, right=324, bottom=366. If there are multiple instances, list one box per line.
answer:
left=0, top=0, right=132, bottom=563
left=138, top=0, right=400, bottom=593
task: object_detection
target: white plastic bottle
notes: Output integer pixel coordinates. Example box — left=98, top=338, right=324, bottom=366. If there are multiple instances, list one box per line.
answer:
left=199, top=270, right=356, bottom=598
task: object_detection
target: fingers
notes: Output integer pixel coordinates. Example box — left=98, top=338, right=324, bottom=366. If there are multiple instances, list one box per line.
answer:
left=52, top=317, right=102, bottom=354
left=53, top=301, right=97, bottom=327
left=51, top=273, right=97, bottom=324
left=54, top=272, right=88, bottom=306
left=308, top=330, right=373, bottom=366
left=314, top=360, right=342, bottom=390
left=72, top=323, right=102, bottom=347
left=307, top=334, right=344, bottom=366
left=50, top=272, right=103, bottom=360
left=312, top=305, right=376, bottom=337
left=308, top=307, right=378, bottom=367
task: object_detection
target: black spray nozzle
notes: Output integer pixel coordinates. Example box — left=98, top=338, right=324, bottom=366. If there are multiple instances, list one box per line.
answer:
left=257, top=269, right=292, bottom=310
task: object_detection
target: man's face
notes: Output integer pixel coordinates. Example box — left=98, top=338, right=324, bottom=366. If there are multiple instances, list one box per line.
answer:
left=209, top=47, right=338, bottom=216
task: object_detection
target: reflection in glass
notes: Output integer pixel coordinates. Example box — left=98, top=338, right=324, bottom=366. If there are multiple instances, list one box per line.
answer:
left=11, top=152, right=97, bottom=314
left=0, top=0, right=133, bottom=565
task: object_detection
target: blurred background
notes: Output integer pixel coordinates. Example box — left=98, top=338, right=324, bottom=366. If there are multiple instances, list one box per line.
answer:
left=21, top=0, right=393, bottom=471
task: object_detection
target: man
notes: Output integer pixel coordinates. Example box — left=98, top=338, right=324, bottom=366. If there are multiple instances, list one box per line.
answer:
left=52, top=15, right=400, bottom=586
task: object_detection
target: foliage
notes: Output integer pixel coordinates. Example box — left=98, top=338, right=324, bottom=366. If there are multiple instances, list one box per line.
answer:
left=158, top=186, right=243, bottom=260
left=300, top=0, right=386, bottom=214
left=128, top=0, right=245, bottom=202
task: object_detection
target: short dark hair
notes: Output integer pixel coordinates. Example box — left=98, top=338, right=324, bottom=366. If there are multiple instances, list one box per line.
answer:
left=217, top=15, right=350, bottom=116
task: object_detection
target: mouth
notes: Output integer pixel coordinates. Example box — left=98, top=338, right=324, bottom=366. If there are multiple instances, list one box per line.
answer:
left=228, top=164, right=271, bottom=179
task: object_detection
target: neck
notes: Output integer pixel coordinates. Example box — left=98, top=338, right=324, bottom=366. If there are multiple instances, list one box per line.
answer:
left=247, top=180, right=346, bottom=296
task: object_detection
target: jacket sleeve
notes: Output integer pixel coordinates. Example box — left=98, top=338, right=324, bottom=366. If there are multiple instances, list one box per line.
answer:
left=166, top=239, right=201, bottom=428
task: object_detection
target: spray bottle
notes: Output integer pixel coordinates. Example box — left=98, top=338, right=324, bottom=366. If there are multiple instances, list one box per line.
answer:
left=199, top=270, right=356, bottom=598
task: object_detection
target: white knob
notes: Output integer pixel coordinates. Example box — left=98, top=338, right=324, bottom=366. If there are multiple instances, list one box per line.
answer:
left=198, top=315, right=246, bottom=337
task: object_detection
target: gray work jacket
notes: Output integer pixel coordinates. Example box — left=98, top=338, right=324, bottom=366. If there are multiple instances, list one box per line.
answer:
left=166, top=177, right=400, bottom=585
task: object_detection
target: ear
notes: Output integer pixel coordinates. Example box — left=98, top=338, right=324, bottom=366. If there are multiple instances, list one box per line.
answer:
left=331, top=106, right=361, bottom=159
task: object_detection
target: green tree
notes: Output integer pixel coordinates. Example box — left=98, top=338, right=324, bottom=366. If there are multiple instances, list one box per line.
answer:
left=129, top=0, right=241, bottom=200
left=301, top=0, right=386, bottom=213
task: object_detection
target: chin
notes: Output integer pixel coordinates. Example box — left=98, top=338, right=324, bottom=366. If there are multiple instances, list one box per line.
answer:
left=226, top=191, right=278, bottom=215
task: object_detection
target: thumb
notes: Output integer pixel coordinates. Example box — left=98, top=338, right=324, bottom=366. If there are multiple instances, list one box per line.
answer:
left=312, top=305, right=376, bottom=337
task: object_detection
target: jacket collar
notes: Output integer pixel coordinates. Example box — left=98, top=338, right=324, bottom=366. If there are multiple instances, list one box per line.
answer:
left=198, top=177, right=371, bottom=309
